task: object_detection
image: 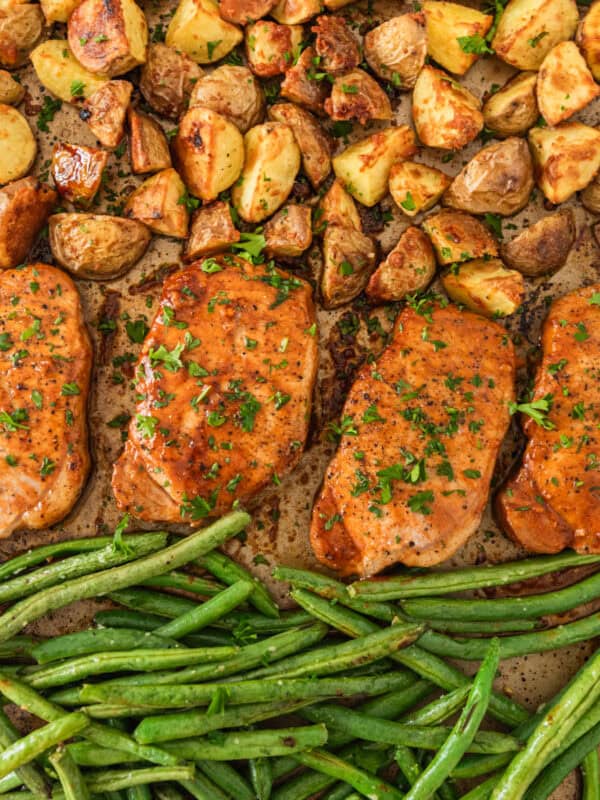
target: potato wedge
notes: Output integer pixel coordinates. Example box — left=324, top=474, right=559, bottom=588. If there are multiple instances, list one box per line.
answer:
left=389, top=161, right=451, bottom=217
left=264, top=203, right=312, bottom=257
left=268, top=102, right=331, bottom=189
left=128, top=108, right=171, bottom=175
left=51, top=143, right=108, bottom=205
left=0, top=70, right=23, bottom=105
left=442, top=258, right=525, bottom=318
left=166, top=0, right=243, bottom=64
left=271, top=0, right=321, bottom=25
left=325, top=68, right=392, bottom=124
left=123, top=168, right=189, bottom=238
left=183, top=201, right=240, bottom=261
left=423, top=1, right=493, bottom=76
left=49, top=213, right=151, bottom=279
left=492, top=0, right=579, bottom=71
left=317, top=178, right=361, bottom=232
left=190, top=66, right=264, bottom=133
left=364, top=13, right=427, bottom=89
left=332, top=125, right=417, bottom=207
left=482, top=72, right=538, bottom=138
left=312, top=14, right=360, bottom=75
left=31, top=40, right=108, bottom=103
left=500, top=209, right=575, bottom=276
left=321, top=224, right=376, bottom=308
left=366, top=226, right=436, bottom=303
left=245, top=20, right=303, bottom=78
left=412, top=64, right=483, bottom=151
left=582, top=173, right=600, bottom=214
left=40, top=0, right=80, bottom=24
left=0, top=105, right=35, bottom=184
left=280, top=45, right=328, bottom=114
left=529, top=122, right=600, bottom=204
left=443, top=137, right=534, bottom=217
left=536, top=41, right=600, bottom=127
left=422, top=210, right=498, bottom=265
left=139, top=44, right=203, bottom=120
left=173, top=107, right=244, bottom=203
left=80, top=80, right=132, bottom=148
left=0, top=177, right=56, bottom=268
left=219, top=0, right=276, bottom=25
left=577, top=0, right=600, bottom=81
left=0, top=4, right=43, bottom=69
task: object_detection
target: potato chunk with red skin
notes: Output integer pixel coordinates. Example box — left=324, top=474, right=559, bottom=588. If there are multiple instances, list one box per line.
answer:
left=219, top=0, right=276, bottom=24
left=128, top=108, right=171, bottom=175
left=51, top=143, right=108, bottom=206
left=364, top=13, right=426, bottom=89
left=312, top=15, right=360, bottom=75
left=325, top=69, right=392, bottom=124
left=264, top=204, right=312, bottom=258
left=280, top=46, right=329, bottom=114
left=139, top=44, right=203, bottom=120
left=183, top=201, right=240, bottom=261
left=245, top=20, right=303, bottom=78
left=0, top=178, right=57, bottom=269
left=190, top=66, right=264, bottom=133
left=81, top=80, right=132, bottom=149
left=123, top=168, right=189, bottom=239
left=537, top=41, right=600, bottom=127
left=422, top=210, right=498, bottom=265
left=367, top=226, right=436, bottom=303
left=321, top=224, right=376, bottom=308
left=268, top=102, right=332, bottom=189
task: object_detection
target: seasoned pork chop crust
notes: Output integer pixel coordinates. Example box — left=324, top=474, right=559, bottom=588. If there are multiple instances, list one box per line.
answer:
left=496, top=284, right=600, bottom=553
left=311, top=299, right=516, bottom=576
left=113, top=257, right=318, bottom=523
left=0, top=263, right=92, bottom=538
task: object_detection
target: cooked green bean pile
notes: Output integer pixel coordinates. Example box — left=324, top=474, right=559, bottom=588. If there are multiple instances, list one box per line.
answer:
left=0, top=512, right=599, bottom=799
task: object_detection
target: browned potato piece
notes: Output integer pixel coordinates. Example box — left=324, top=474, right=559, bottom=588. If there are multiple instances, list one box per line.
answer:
left=325, top=69, right=392, bottom=124
left=128, top=108, right=171, bottom=175
left=0, top=105, right=36, bottom=184
left=364, top=13, right=426, bottom=88
left=139, top=44, right=203, bottom=120
left=389, top=161, right=451, bottom=217
left=40, top=0, right=80, bottom=24
left=529, top=122, right=600, bottom=204
left=537, top=42, right=600, bottom=127
left=500, top=209, right=575, bottom=276
left=0, top=177, right=57, bottom=269
left=366, top=226, right=436, bottom=303
left=577, top=0, right=600, bottom=80
left=412, top=64, right=483, bottom=151
left=190, top=66, right=264, bottom=133
left=482, top=72, right=538, bottom=138
left=219, top=0, right=276, bottom=24
left=123, top=168, right=189, bottom=238
left=0, top=4, right=43, bottom=69
left=442, top=258, right=525, bottom=318
left=423, top=1, right=493, bottom=76
left=318, top=178, right=361, bottom=232
left=271, top=0, right=321, bottom=25
left=443, top=137, right=534, bottom=217
left=321, top=224, right=376, bottom=308
left=582, top=173, right=600, bottom=214
left=312, top=14, right=360, bottom=75
left=245, top=20, right=303, bottom=78
left=166, top=0, right=243, bottom=64
left=280, top=46, right=329, bottom=114
left=31, top=40, right=108, bottom=103
left=268, top=102, right=332, bottom=189
left=81, top=80, right=132, bottom=149
left=183, top=201, right=240, bottom=261
left=49, top=213, right=151, bottom=279
left=264, top=204, right=312, bottom=257
left=422, top=210, right=499, bottom=265
left=68, top=0, right=148, bottom=77
left=0, top=70, right=24, bottom=105
left=51, top=143, right=108, bottom=205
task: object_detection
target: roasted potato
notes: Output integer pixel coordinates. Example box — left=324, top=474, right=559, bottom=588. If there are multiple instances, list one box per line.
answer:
left=500, top=209, right=575, bottom=276
left=190, top=66, right=264, bottom=133
left=280, top=45, right=328, bottom=114
left=536, top=42, right=600, bottom=127
left=0, top=177, right=56, bottom=268
left=422, top=210, right=499, bottom=265
left=139, top=44, right=203, bottom=120
left=0, top=70, right=23, bottom=105
left=264, top=204, right=312, bottom=257
left=482, top=72, right=538, bottom=138
left=529, top=122, right=600, bottom=205
left=123, top=167, right=189, bottom=238
left=166, top=0, right=243, bottom=64
left=219, top=0, right=276, bottom=25
left=325, top=69, right=392, bottom=124
left=389, top=161, right=451, bottom=217
left=173, top=107, right=244, bottom=203
left=128, top=108, right=171, bottom=175
left=321, top=224, right=376, bottom=308
left=81, top=80, right=132, bottom=148
left=0, top=105, right=36, bottom=184
left=364, top=13, right=427, bottom=89
left=323, top=0, right=355, bottom=13
left=317, top=178, right=361, bottom=232
left=312, top=14, right=360, bottom=75
left=582, top=173, right=600, bottom=214
left=268, top=102, right=331, bottom=189
left=332, top=125, right=417, bottom=207
left=183, top=201, right=240, bottom=261
left=412, top=64, right=483, bottom=151
left=232, top=122, right=300, bottom=222
left=245, top=20, right=303, bottom=78
left=366, top=226, right=436, bottom=303
left=49, top=213, right=151, bottom=279
left=31, top=40, right=108, bottom=103
left=271, top=0, right=321, bottom=25
left=442, top=258, right=525, bottom=318
left=443, top=137, right=534, bottom=217
left=492, top=0, right=579, bottom=71
left=51, top=143, right=108, bottom=205
left=0, top=4, right=43, bottom=69
left=40, top=0, right=80, bottom=24
left=577, top=0, right=600, bottom=80
left=423, top=1, right=493, bottom=76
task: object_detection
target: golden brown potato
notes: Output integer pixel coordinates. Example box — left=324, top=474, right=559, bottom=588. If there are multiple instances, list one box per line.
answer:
left=312, top=14, right=360, bottom=75
left=245, top=20, right=303, bottom=78
left=51, top=143, right=108, bottom=205
left=422, top=210, right=499, bottom=265
left=423, top=1, right=493, bottom=76
left=364, top=13, right=426, bottom=89
left=321, top=224, right=376, bottom=308
left=0, top=4, right=43, bottom=69
left=537, top=41, right=600, bottom=127
left=492, top=0, right=579, bottom=71
left=128, top=108, right=171, bottom=175
left=412, top=64, right=483, bottom=151
left=333, top=125, right=417, bottom=207
left=173, top=107, right=244, bottom=203
left=482, top=72, right=539, bottom=138
left=318, top=178, right=361, bottom=232
left=280, top=45, right=328, bottom=114
left=366, top=226, right=436, bottom=303
left=323, top=0, right=353, bottom=11
left=123, top=168, right=189, bottom=238
left=0, top=177, right=56, bottom=268
left=40, top=0, right=80, bottom=24
left=219, top=0, right=276, bottom=25
left=264, top=204, right=312, bottom=257
left=139, top=44, right=203, bottom=120
left=443, top=137, right=534, bottom=217
left=500, top=210, right=575, bottom=276
left=582, top=173, right=600, bottom=214
left=529, top=122, right=600, bottom=204
left=31, top=40, right=108, bottom=103
left=442, top=258, right=525, bottom=318
left=0, top=70, right=23, bottom=105
left=49, top=213, right=151, bottom=279
left=577, top=0, right=600, bottom=80
left=190, top=66, right=264, bottom=133
left=271, top=0, right=320, bottom=25
left=183, top=201, right=240, bottom=261
left=81, top=80, right=132, bottom=148
left=166, top=0, right=243, bottom=64
left=389, top=161, right=451, bottom=217
left=325, top=69, right=392, bottom=124
left=268, top=102, right=331, bottom=189
left=0, top=105, right=35, bottom=184
left=232, top=122, right=300, bottom=223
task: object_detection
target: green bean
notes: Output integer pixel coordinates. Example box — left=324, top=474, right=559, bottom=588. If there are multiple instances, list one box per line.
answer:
left=0, top=706, right=50, bottom=797
left=249, top=757, right=272, bottom=800
left=426, top=619, right=540, bottom=634
left=31, top=628, right=183, bottom=665
left=155, top=581, right=253, bottom=640
left=68, top=743, right=140, bottom=768
left=451, top=753, right=512, bottom=780
left=197, top=760, right=254, bottom=800
left=196, top=549, right=279, bottom=618
left=582, top=749, right=600, bottom=800
left=49, top=746, right=91, bottom=800
left=153, top=787, right=186, bottom=800
left=0, top=771, right=22, bottom=792
left=322, top=784, right=361, bottom=800
left=459, top=776, right=498, bottom=800
left=86, top=767, right=195, bottom=793
left=395, top=746, right=422, bottom=786
left=126, top=786, right=151, bottom=800
left=0, top=638, right=40, bottom=661
left=401, top=686, right=470, bottom=727
left=142, top=572, right=224, bottom=597
left=271, top=767, right=335, bottom=800
left=179, top=774, right=228, bottom=800
left=163, top=725, right=328, bottom=760
left=294, top=749, right=404, bottom=800
left=94, top=610, right=168, bottom=632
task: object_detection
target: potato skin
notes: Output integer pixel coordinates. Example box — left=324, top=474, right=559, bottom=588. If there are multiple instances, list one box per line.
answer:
left=537, top=41, right=600, bottom=127
left=389, top=161, right=451, bottom=217
left=31, top=40, right=108, bottom=104
left=529, top=122, right=600, bottom=205
left=40, top=0, right=80, bottom=24
left=321, top=224, right=376, bottom=308
left=0, top=178, right=57, bottom=268
left=166, top=0, right=243, bottom=64
left=442, top=258, right=525, bottom=318
left=423, top=1, right=493, bottom=76
left=80, top=80, right=132, bottom=148
left=312, top=14, right=360, bottom=75
left=366, top=226, right=436, bottom=303
left=219, top=0, right=276, bottom=25
left=577, top=0, right=600, bottom=80
left=264, top=204, right=312, bottom=258
left=318, top=178, right=361, bottom=232
left=500, top=209, right=575, bottom=276
left=325, top=69, right=392, bottom=124
left=271, top=0, right=321, bottom=25
left=582, top=173, right=600, bottom=214
left=139, top=44, right=203, bottom=120
left=51, top=143, right=108, bottom=205
left=245, top=20, right=303, bottom=78
left=190, top=66, right=264, bottom=133
left=364, top=13, right=426, bottom=89
left=123, top=167, right=189, bottom=238
left=268, top=102, right=332, bottom=189
left=0, top=4, right=43, bottom=69
left=0, top=104, right=36, bottom=184
left=49, top=213, right=151, bottom=279
left=422, top=210, right=498, bottom=265
left=128, top=108, right=172, bottom=175
left=482, top=72, right=538, bottom=138
left=0, top=70, right=23, bottom=105
left=183, top=201, right=240, bottom=261
left=280, top=45, right=328, bottom=114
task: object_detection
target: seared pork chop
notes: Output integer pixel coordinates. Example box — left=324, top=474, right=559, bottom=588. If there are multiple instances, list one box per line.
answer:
left=113, top=257, right=317, bottom=523
left=0, top=263, right=92, bottom=537
left=311, top=298, right=515, bottom=576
